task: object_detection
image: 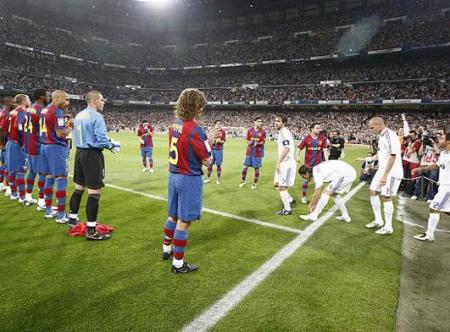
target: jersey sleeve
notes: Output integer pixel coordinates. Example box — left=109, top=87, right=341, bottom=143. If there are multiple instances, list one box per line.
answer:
left=191, top=127, right=211, bottom=160
left=222, top=130, right=226, bottom=141
left=298, top=137, right=306, bottom=149
left=282, top=129, right=292, bottom=146
left=137, top=128, right=142, bottom=137
left=55, top=109, right=65, bottom=129
left=389, top=132, right=402, bottom=155
left=93, top=114, right=112, bottom=149
left=246, top=129, right=251, bottom=141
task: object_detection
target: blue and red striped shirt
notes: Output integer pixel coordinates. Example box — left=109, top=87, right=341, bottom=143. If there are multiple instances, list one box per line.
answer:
left=137, top=124, right=154, bottom=148
left=7, top=106, right=26, bottom=145
left=169, top=119, right=211, bottom=176
left=23, top=103, right=43, bottom=155
left=246, top=128, right=266, bottom=158
left=41, top=104, right=67, bottom=146
left=298, top=134, right=328, bottom=167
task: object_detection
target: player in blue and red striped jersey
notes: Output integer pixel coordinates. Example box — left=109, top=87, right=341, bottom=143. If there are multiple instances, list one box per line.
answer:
left=6, top=94, right=31, bottom=202
left=40, top=90, right=72, bottom=223
left=239, top=117, right=266, bottom=190
left=297, top=123, right=329, bottom=204
left=23, top=89, right=48, bottom=207
left=0, top=96, right=16, bottom=194
left=161, top=89, right=211, bottom=274
left=137, top=121, right=155, bottom=173
left=204, top=120, right=226, bottom=184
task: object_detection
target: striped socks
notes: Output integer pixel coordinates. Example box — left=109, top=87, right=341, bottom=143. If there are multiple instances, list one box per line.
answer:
left=163, top=219, right=177, bottom=253
left=172, top=229, right=189, bottom=268
left=16, top=172, right=25, bottom=200
left=44, top=177, right=55, bottom=214
left=55, top=177, right=67, bottom=218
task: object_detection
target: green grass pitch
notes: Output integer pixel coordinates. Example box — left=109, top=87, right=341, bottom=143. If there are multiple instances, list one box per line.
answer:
left=0, top=132, right=405, bottom=331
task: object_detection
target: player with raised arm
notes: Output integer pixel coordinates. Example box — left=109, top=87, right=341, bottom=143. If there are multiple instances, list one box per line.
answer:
left=356, top=117, right=404, bottom=235
left=274, top=116, right=297, bottom=215
left=161, top=89, right=211, bottom=274
left=137, top=120, right=155, bottom=173
left=298, top=160, right=356, bottom=222
left=297, top=123, right=328, bottom=204
left=204, top=120, right=226, bottom=184
left=239, top=117, right=266, bottom=190
left=413, top=133, right=450, bottom=242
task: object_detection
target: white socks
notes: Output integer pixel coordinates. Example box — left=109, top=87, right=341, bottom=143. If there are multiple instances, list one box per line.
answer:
left=279, top=190, right=291, bottom=211
left=173, top=258, right=183, bottom=268
left=163, top=244, right=172, bottom=254
left=311, top=193, right=330, bottom=218
left=426, top=213, right=440, bottom=237
left=370, top=195, right=384, bottom=223
left=383, top=200, right=394, bottom=231
left=335, top=196, right=349, bottom=218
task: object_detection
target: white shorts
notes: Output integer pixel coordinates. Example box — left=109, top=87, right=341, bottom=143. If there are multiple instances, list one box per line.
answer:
left=429, top=185, right=450, bottom=212
left=274, top=160, right=296, bottom=187
left=326, top=175, right=356, bottom=194
left=369, top=170, right=402, bottom=197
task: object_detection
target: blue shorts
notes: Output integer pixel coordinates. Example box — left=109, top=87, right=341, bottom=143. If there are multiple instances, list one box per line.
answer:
left=211, top=149, right=223, bottom=166
left=168, top=173, right=203, bottom=222
left=243, top=156, right=262, bottom=168
left=42, top=144, right=68, bottom=177
left=6, top=141, right=25, bottom=174
left=38, top=146, right=47, bottom=174
left=141, top=147, right=153, bottom=159
left=26, top=154, right=40, bottom=174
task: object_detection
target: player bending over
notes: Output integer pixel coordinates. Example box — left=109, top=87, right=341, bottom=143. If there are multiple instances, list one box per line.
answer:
left=298, top=160, right=356, bottom=222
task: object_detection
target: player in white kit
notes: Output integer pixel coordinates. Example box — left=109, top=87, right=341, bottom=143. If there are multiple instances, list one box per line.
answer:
left=299, top=160, right=357, bottom=222
left=356, top=117, right=404, bottom=235
left=274, top=116, right=296, bottom=215
left=413, top=132, right=450, bottom=242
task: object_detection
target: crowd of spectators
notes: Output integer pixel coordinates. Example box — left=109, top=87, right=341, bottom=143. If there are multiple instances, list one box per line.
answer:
left=0, top=0, right=449, bottom=67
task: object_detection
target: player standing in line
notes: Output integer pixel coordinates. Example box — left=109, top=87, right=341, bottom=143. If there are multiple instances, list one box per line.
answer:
left=204, top=120, right=226, bottom=184
left=68, top=90, right=120, bottom=239
left=413, top=132, right=450, bottom=242
left=356, top=117, right=404, bottom=235
left=239, top=117, right=266, bottom=190
left=298, top=160, right=357, bottom=222
left=297, top=123, right=328, bottom=204
left=0, top=96, right=15, bottom=194
left=23, top=89, right=48, bottom=206
left=6, top=94, right=30, bottom=203
left=41, top=90, right=72, bottom=223
left=274, top=116, right=297, bottom=215
left=137, top=120, right=154, bottom=173
left=161, top=89, right=211, bottom=274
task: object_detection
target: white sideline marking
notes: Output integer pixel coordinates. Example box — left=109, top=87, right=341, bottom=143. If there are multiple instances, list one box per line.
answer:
left=182, top=181, right=365, bottom=332
left=397, top=196, right=450, bottom=234
left=105, top=183, right=302, bottom=234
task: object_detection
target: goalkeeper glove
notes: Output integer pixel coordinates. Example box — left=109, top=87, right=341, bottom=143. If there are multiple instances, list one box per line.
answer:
left=109, top=139, right=121, bottom=154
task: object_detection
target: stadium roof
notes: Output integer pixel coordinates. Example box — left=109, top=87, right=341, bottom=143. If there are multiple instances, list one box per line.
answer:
left=7, top=0, right=387, bottom=30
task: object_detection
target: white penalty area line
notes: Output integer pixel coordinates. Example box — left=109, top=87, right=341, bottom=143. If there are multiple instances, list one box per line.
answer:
left=396, top=196, right=450, bottom=234
left=105, top=183, right=302, bottom=234
left=181, top=181, right=365, bottom=332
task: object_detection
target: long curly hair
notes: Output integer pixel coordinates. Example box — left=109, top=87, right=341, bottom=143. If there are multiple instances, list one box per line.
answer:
left=175, top=88, right=206, bottom=120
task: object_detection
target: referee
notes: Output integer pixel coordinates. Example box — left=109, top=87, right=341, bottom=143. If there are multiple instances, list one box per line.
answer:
left=329, top=130, right=345, bottom=160
left=68, top=90, right=120, bottom=240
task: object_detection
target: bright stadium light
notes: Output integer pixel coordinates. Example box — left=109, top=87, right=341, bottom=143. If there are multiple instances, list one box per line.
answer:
left=136, top=0, right=174, bottom=9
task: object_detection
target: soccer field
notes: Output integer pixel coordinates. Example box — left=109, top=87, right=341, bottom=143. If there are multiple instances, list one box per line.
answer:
left=0, top=131, right=438, bottom=331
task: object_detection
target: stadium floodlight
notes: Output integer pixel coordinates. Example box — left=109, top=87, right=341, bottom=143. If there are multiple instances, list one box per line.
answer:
left=136, top=0, right=174, bottom=9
